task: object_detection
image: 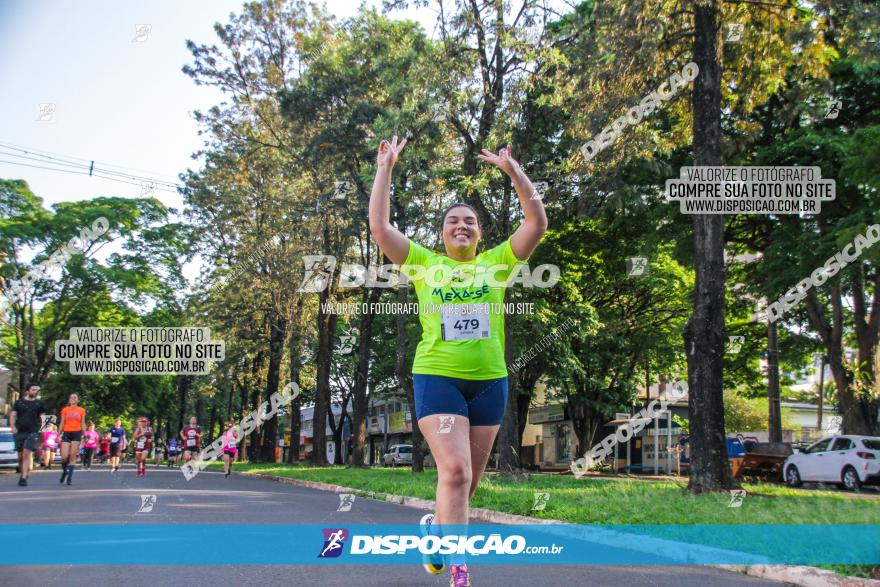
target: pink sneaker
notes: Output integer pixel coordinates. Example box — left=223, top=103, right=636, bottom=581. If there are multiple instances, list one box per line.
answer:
left=450, top=564, right=470, bottom=587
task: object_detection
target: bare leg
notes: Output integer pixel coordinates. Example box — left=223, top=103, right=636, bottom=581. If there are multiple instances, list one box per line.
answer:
left=467, top=426, right=500, bottom=500
left=418, top=414, right=471, bottom=526
left=20, top=449, right=33, bottom=479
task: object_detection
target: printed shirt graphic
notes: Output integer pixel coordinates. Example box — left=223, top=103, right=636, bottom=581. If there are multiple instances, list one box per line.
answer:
left=82, top=430, right=99, bottom=448
left=404, top=238, right=524, bottom=379
left=135, top=430, right=152, bottom=451
left=109, top=427, right=125, bottom=444
left=60, top=406, right=86, bottom=432
left=43, top=430, right=58, bottom=448
left=183, top=426, right=200, bottom=448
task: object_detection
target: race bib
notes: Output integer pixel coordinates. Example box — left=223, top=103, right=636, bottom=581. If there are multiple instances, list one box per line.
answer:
left=137, top=438, right=146, bottom=449
left=111, top=437, right=119, bottom=444
left=440, top=304, right=490, bottom=341
left=226, top=437, right=236, bottom=448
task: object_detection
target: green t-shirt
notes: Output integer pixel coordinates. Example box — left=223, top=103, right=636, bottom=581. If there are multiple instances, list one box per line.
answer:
left=403, top=238, right=525, bottom=380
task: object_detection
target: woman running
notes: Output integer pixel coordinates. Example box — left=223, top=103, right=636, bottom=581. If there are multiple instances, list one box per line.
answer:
left=108, top=420, right=127, bottom=472
left=81, top=421, right=99, bottom=471
left=58, top=394, right=86, bottom=485
left=133, top=418, right=153, bottom=477
left=180, top=417, right=201, bottom=463
left=221, top=421, right=239, bottom=478
left=369, top=137, right=547, bottom=587
left=42, top=424, right=59, bottom=469
left=166, top=438, right=179, bottom=467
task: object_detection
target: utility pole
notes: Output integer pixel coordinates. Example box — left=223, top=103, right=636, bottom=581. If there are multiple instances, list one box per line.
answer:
left=816, top=354, right=826, bottom=433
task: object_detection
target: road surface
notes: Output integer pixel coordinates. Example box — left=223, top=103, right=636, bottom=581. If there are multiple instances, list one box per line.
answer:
left=0, top=464, right=782, bottom=587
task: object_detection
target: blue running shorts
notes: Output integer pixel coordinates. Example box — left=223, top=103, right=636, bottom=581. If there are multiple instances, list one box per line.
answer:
left=413, top=374, right=508, bottom=426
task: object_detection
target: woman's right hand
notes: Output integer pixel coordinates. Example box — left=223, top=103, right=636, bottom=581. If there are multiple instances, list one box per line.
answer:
left=376, top=135, right=407, bottom=168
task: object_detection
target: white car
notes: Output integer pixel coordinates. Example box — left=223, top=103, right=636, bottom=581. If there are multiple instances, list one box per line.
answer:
left=0, top=428, right=18, bottom=469
left=784, top=435, right=880, bottom=491
left=381, top=444, right=436, bottom=468
left=382, top=444, right=413, bottom=467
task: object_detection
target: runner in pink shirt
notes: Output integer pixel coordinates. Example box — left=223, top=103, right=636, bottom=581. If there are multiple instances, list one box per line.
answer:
left=221, top=421, right=238, bottom=478
left=81, top=422, right=99, bottom=470
left=42, top=425, right=59, bottom=469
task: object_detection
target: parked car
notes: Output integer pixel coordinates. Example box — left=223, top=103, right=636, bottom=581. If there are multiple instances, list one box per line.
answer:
left=0, top=428, right=17, bottom=469
left=380, top=444, right=436, bottom=467
left=383, top=444, right=412, bottom=467
left=784, top=435, right=880, bottom=491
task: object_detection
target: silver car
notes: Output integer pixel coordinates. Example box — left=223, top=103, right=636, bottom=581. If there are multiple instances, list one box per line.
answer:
left=382, top=444, right=413, bottom=467
left=381, top=444, right=436, bottom=467
left=0, top=428, right=18, bottom=469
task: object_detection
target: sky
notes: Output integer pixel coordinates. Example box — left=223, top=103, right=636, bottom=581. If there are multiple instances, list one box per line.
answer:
left=0, top=0, right=438, bottom=213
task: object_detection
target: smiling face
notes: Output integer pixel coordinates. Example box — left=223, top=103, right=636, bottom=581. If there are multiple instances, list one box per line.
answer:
left=441, top=205, right=481, bottom=260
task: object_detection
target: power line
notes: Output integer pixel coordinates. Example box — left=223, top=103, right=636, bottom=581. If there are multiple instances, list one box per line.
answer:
left=0, top=140, right=184, bottom=183
left=0, top=158, right=181, bottom=194
left=0, top=142, right=186, bottom=192
left=0, top=145, right=182, bottom=190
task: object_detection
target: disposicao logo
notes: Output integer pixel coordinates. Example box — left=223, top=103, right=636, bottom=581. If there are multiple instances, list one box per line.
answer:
left=318, top=528, right=349, bottom=558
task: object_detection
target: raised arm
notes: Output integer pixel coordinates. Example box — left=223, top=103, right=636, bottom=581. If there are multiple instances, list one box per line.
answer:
left=477, top=146, right=548, bottom=260
left=369, top=136, right=410, bottom=266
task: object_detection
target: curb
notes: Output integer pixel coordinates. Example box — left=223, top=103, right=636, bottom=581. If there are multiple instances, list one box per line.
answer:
left=717, top=565, right=880, bottom=587
left=242, top=472, right=879, bottom=587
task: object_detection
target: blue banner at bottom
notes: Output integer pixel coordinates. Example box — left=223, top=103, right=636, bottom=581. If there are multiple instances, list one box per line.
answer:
left=0, top=524, right=876, bottom=565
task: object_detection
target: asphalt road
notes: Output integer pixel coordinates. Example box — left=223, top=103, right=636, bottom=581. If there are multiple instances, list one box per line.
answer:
left=0, top=464, right=782, bottom=587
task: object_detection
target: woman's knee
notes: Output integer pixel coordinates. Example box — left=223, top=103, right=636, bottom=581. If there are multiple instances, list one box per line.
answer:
left=439, top=459, right=472, bottom=489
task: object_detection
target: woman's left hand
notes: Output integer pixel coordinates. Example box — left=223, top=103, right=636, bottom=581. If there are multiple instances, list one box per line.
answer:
left=478, top=145, right=521, bottom=177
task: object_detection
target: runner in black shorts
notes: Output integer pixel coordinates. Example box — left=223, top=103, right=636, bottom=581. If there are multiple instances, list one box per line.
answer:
left=108, top=420, right=127, bottom=472
left=180, top=417, right=201, bottom=463
left=58, top=394, right=86, bottom=485
left=10, top=384, right=46, bottom=487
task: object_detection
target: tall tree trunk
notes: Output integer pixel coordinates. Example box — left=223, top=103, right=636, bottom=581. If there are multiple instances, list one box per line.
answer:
left=767, top=319, right=782, bottom=442
left=817, top=354, right=826, bottom=431
left=176, top=375, right=190, bottom=433
left=395, top=281, right=422, bottom=472
left=497, top=326, right=521, bottom=473
left=311, top=260, right=336, bottom=465
left=208, top=402, right=217, bottom=443
left=850, top=268, right=880, bottom=434
left=351, top=286, right=381, bottom=468
left=249, top=376, right=260, bottom=461
left=685, top=0, right=738, bottom=493
left=287, top=312, right=304, bottom=464
left=806, top=281, right=880, bottom=435
left=226, top=377, right=235, bottom=426
left=195, top=396, right=204, bottom=430
left=262, top=315, right=287, bottom=462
